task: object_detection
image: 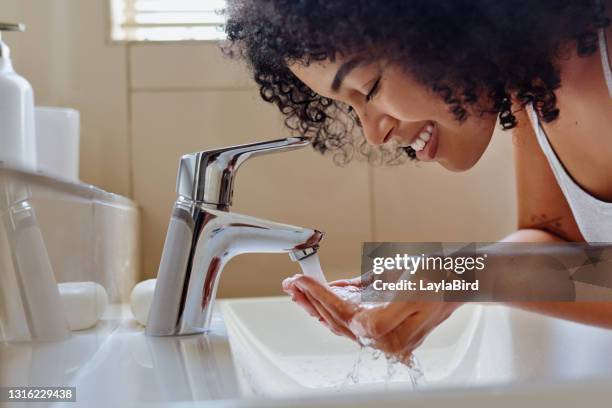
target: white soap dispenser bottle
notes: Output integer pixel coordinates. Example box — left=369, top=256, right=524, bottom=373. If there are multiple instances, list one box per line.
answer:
left=0, top=23, right=37, bottom=170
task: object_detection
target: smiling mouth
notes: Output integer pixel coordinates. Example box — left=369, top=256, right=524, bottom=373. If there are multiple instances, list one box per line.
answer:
left=399, top=122, right=438, bottom=161
left=405, top=122, right=434, bottom=150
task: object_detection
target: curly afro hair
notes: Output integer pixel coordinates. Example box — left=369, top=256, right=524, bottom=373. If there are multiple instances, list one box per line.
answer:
left=222, top=0, right=609, bottom=165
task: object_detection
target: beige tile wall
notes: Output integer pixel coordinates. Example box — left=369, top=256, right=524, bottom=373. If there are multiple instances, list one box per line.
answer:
left=2, top=1, right=517, bottom=298
left=372, top=131, right=517, bottom=242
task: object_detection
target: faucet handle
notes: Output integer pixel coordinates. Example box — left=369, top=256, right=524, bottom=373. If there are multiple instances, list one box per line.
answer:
left=176, top=136, right=310, bottom=208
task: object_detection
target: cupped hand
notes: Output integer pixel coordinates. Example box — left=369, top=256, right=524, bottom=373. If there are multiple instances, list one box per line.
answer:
left=282, top=274, right=462, bottom=364
left=282, top=275, right=363, bottom=338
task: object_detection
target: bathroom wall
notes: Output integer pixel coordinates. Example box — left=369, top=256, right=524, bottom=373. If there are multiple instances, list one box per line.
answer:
left=1, top=1, right=517, bottom=297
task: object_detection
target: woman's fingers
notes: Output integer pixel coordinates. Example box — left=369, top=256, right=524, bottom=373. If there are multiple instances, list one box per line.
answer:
left=282, top=275, right=321, bottom=319
left=328, top=276, right=362, bottom=287
left=293, top=275, right=359, bottom=325
left=328, top=272, right=374, bottom=288
left=284, top=275, right=357, bottom=339
left=292, top=289, right=322, bottom=318
left=303, top=290, right=356, bottom=339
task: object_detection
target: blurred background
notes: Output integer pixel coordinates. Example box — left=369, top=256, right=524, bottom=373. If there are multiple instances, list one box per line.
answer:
left=1, top=0, right=517, bottom=297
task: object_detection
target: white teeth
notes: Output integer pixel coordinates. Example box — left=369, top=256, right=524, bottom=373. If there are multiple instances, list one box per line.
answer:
left=409, top=126, right=433, bottom=151
left=419, top=131, right=431, bottom=142
left=400, top=123, right=435, bottom=152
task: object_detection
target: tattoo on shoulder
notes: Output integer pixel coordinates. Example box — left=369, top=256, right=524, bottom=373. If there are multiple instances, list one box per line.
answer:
left=529, top=213, right=567, bottom=238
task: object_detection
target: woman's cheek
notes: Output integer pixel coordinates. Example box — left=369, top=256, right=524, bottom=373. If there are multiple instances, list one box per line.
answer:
left=384, top=99, right=429, bottom=122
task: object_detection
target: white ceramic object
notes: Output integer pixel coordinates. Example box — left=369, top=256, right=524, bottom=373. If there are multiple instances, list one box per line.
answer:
left=0, top=305, right=241, bottom=406
left=130, top=278, right=156, bottom=326
left=0, top=199, right=70, bottom=342
left=0, top=166, right=140, bottom=342
left=35, top=106, right=80, bottom=181
left=0, top=29, right=37, bottom=170
left=58, top=282, right=109, bottom=331
left=219, top=297, right=612, bottom=396
left=220, top=298, right=481, bottom=395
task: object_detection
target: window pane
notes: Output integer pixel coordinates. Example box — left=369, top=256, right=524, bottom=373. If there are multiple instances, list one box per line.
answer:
left=110, top=0, right=227, bottom=41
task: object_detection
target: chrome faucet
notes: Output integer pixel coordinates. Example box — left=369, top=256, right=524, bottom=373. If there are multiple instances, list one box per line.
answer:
left=146, top=137, right=323, bottom=336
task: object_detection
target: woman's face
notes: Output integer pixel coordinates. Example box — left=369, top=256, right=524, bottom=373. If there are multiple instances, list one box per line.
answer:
left=289, top=56, right=498, bottom=171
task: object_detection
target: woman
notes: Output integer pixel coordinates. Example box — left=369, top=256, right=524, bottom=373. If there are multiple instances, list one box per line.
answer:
left=223, top=0, right=612, bottom=363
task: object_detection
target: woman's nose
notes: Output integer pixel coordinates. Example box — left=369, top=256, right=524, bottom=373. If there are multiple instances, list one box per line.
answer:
left=356, top=109, right=395, bottom=146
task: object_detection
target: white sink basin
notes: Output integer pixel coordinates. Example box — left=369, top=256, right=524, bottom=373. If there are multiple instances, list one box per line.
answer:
left=219, top=297, right=612, bottom=396
left=219, top=298, right=482, bottom=395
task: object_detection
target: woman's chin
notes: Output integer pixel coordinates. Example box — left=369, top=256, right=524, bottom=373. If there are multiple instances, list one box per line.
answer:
left=437, top=154, right=481, bottom=172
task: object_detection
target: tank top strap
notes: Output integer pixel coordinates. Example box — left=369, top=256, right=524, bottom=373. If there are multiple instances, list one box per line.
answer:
left=526, top=103, right=612, bottom=243
left=525, top=104, right=581, bottom=201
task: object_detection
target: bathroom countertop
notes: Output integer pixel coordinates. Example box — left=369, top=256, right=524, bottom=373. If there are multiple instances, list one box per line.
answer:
left=3, top=301, right=612, bottom=408
left=0, top=304, right=241, bottom=407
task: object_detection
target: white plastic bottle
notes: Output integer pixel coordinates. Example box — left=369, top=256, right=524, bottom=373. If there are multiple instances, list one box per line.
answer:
left=0, top=23, right=37, bottom=170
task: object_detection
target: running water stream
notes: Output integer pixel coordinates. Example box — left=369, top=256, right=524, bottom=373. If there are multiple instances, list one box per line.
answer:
left=298, top=253, right=328, bottom=285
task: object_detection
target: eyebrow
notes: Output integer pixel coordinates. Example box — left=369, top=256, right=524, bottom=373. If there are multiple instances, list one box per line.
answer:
left=331, top=57, right=364, bottom=93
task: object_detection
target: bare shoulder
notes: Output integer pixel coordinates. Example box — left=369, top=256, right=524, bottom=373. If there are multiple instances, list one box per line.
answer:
left=511, top=110, right=584, bottom=242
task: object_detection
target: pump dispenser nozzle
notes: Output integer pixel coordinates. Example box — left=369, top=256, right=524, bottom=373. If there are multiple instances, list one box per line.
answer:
left=0, top=23, right=25, bottom=58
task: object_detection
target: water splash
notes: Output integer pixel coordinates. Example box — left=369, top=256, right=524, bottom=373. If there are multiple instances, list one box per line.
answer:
left=406, top=354, right=424, bottom=389
left=342, top=346, right=365, bottom=386
left=385, top=353, right=424, bottom=390
left=342, top=341, right=424, bottom=391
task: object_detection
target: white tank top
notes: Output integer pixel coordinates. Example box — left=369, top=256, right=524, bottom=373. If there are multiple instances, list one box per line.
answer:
left=526, top=28, right=612, bottom=243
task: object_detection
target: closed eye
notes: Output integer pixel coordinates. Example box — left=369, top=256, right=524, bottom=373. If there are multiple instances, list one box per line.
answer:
left=366, top=76, right=381, bottom=101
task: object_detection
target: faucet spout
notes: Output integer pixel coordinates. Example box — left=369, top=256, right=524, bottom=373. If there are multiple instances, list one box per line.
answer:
left=146, top=198, right=323, bottom=336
